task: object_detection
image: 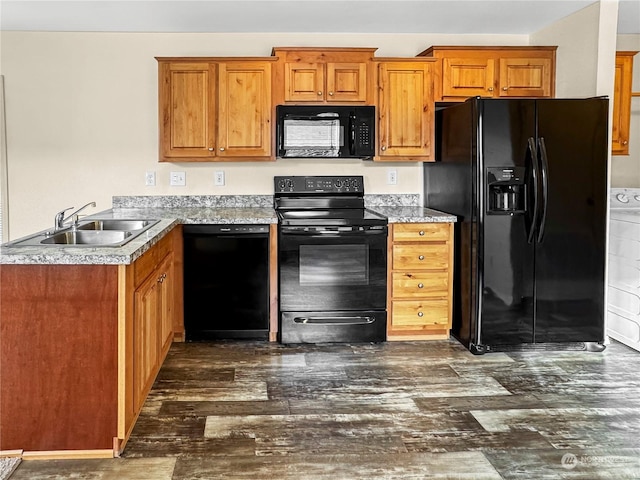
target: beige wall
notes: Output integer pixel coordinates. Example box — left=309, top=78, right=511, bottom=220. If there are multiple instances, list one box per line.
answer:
left=613, top=34, right=640, bottom=187
left=0, top=8, right=622, bottom=239
left=530, top=2, right=603, bottom=97
left=1, top=32, right=529, bottom=239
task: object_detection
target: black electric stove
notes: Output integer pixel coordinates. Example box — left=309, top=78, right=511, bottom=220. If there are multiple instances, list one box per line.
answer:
left=274, top=175, right=388, bottom=344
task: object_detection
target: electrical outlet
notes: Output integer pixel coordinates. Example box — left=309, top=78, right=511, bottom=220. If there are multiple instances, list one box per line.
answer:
left=169, top=171, right=186, bottom=186
left=214, top=171, right=225, bottom=186
left=387, top=169, right=397, bottom=185
left=145, top=171, right=156, bottom=186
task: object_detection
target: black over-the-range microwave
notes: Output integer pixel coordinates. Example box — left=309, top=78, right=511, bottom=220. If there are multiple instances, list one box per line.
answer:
left=276, top=105, right=376, bottom=159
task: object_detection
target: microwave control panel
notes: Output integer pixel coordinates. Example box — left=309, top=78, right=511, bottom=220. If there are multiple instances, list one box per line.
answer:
left=355, top=121, right=372, bottom=149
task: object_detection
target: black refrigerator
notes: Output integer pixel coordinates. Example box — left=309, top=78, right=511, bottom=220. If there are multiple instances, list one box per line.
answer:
left=425, top=97, right=608, bottom=354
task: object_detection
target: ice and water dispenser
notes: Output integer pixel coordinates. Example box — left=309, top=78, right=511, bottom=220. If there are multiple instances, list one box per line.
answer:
left=486, top=167, right=526, bottom=214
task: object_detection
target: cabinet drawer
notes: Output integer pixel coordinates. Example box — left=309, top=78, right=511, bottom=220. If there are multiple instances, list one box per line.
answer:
left=392, top=271, right=448, bottom=298
left=392, top=243, right=449, bottom=270
left=134, top=234, right=172, bottom=286
left=391, top=299, right=449, bottom=328
left=392, top=223, right=450, bottom=242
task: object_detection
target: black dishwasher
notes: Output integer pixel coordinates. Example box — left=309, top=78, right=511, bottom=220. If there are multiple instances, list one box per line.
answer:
left=183, top=225, right=270, bottom=340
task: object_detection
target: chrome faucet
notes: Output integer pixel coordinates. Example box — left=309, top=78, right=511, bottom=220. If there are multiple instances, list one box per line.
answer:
left=54, top=202, right=96, bottom=230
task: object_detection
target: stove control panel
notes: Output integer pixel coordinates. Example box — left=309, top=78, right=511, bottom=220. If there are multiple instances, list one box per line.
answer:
left=274, top=176, right=364, bottom=194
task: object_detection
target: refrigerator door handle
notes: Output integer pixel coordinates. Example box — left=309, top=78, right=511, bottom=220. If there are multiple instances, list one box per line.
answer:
left=537, top=137, right=549, bottom=243
left=526, top=137, right=540, bottom=244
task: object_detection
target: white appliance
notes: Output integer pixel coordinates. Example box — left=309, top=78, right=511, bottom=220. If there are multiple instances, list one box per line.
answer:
left=608, top=188, right=640, bottom=351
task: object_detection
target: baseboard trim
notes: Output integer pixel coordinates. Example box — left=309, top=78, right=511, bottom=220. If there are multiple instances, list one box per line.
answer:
left=20, top=449, right=115, bottom=460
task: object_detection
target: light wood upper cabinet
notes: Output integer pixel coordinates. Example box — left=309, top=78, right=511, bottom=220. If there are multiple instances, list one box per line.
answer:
left=376, top=60, right=435, bottom=161
left=612, top=51, right=638, bottom=156
left=159, top=62, right=216, bottom=161
left=420, top=46, right=556, bottom=101
left=157, top=58, right=274, bottom=162
left=273, top=48, right=376, bottom=104
left=217, top=61, right=272, bottom=158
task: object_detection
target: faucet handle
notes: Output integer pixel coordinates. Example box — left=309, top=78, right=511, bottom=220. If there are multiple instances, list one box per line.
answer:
left=54, top=207, right=74, bottom=229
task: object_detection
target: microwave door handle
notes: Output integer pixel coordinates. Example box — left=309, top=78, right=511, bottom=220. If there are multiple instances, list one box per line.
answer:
left=349, top=114, right=356, bottom=155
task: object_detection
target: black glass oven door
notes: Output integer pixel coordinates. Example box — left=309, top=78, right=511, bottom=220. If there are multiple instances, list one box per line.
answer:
left=278, top=226, right=387, bottom=311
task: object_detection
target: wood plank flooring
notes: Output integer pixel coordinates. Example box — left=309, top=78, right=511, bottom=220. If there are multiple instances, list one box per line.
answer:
left=8, top=339, right=640, bottom=479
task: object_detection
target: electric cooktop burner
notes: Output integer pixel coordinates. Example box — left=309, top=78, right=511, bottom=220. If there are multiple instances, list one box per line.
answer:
left=274, top=175, right=388, bottom=227
left=277, top=208, right=387, bottom=226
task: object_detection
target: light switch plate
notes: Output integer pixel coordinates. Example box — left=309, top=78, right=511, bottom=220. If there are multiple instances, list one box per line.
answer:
left=214, top=171, right=225, bottom=186
left=170, top=171, right=186, bottom=186
left=387, top=169, right=397, bottom=185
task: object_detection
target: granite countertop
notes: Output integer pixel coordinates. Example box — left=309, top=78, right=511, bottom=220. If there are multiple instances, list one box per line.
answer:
left=372, top=206, right=457, bottom=223
left=0, top=194, right=457, bottom=265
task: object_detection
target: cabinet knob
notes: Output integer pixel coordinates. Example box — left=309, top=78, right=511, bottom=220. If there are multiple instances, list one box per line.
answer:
left=418, top=255, right=425, bottom=260
left=208, top=147, right=214, bottom=152
left=488, top=87, right=494, bottom=92
left=502, top=87, right=508, bottom=91
left=219, top=147, right=225, bottom=152
left=329, top=91, right=334, bottom=96
left=317, top=91, right=323, bottom=96
left=418, top=283, right=424, bottom=289
left=381, top=146, right=386, bottom=151
left=417, top=311, right=424, bottom=317
left=623, top=140, right=629, bottom=145
left=419, top=230, right=425, bottom=236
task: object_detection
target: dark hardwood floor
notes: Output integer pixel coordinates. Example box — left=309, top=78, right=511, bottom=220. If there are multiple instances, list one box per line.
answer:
left=9, top=339, right=640, bottom=479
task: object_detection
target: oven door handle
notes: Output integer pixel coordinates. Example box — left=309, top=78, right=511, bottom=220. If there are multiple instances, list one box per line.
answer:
left=294, top=316, right=376, bottom=325
left=280, top=227, right=387, bottom=235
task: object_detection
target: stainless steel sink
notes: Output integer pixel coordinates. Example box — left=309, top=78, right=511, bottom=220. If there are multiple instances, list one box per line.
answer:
left=77, top=219, right=153, bottom=231
left=3, top=218, right=161, bottom=247
left=40, top=230, right=132, bottom=245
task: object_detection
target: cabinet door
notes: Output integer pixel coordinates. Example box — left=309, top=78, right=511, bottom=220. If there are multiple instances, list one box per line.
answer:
left=612, top=52, right=637, bottom=155
left=377, top=62, right=434, bottom=159
left=217, top=61, right=272, bottom=158
left=159, top=62, right=216, bottom=161
left=498, top=57, right=552, bottom=97
left=326, top=62, right=367, bottom=102
left=442, top=57, right=495, bottom=98
left=133, top=272, right=160, bottom=408
left=284, top=62, right=324, bottom=102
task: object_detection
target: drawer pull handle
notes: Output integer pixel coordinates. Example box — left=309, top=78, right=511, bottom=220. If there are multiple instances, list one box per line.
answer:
left=417, top=283, right=424, bottom=288
left=417, top=311, right=424, bottom=317
left=419, top=230, right=425, bottom=236
left=418, top=255, right=425, bottom=260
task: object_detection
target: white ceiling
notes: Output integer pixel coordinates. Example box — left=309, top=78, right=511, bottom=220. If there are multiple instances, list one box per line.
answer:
left=1, top=0, right=639, bottom=35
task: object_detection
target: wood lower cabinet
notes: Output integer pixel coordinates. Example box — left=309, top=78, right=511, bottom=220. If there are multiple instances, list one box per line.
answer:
left=272, top=47, right=376, bottom=104
left=376, top=59, right=436, bottom=160
left=157, top=58, right=274, bottom=161
left=420, top=46, right=556, bottom=102
left=119, top=227, right=181, bottom=452
left=0, top=227, right=182, bottom=457
left=132, top=254, right=173, bottom=408
left=612, top=51, right=638, bottom=155
left=387, top=222, right=454, bottom=340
